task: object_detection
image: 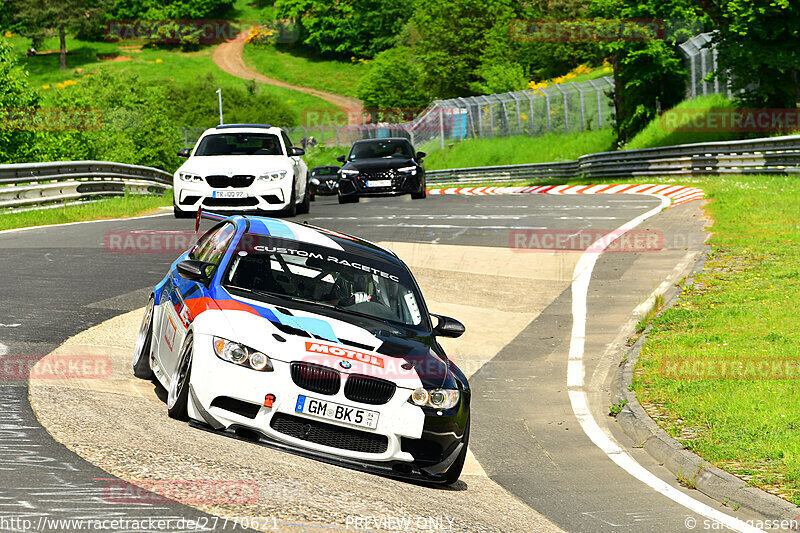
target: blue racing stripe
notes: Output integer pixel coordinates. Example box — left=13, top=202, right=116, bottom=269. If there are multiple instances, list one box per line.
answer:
left=249, top=219, right=295, bottom=240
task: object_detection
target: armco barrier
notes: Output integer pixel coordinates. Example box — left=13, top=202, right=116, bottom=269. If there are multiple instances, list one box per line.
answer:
left=0, top=161, right=173, bottom=209
left=426, top=134, right=800, bottom=186
left=3, top=134, right=800, bottom=208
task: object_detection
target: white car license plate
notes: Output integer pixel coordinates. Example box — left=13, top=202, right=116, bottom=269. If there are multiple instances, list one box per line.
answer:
left=366, top=180, right=392, bottom=188
left=212, top=190, right=246, bottom=199
left=295, top=395, right=379, bottom=430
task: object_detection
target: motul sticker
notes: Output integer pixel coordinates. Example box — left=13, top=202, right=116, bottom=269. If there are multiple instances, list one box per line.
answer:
left=305, top=342, right=384, bottom=368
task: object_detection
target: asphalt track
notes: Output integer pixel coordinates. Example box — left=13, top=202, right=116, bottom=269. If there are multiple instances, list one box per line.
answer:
left=0, top=193, right=771, bottom=532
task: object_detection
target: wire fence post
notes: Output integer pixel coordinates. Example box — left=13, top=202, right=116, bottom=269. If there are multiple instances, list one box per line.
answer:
left=577, top=85, right=586, bottom=131
left=439, top=107, right=445, bottom=150
left=509, top=93, right=522, bottom=135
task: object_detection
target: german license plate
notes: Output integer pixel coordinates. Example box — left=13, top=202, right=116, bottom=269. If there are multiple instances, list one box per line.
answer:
left=295, top=395, right=379, bottom=429
left=366, top=180, right=391, bottom=188
left=212, top=190, right=246, bottom=198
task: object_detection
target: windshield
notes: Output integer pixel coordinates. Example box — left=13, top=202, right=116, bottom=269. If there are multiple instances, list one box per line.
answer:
left=312, top=167, right=338, bottom=177
left=195, top=133, right=284, bottom=156
left=223, top=235, right=425, bottom=327
left=348, top=140, right=413, bottom=161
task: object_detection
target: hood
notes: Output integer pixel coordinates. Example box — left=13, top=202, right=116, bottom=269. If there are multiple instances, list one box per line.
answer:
left=342, top=157, right=418, bottom=172
left=179, top=155, right=291, bottom=177
left=196, top=288, right=449, bottom=389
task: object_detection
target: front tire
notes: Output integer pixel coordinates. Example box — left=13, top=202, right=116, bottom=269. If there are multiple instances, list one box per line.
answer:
left=167, top=333, right=193, bottom=420
left=284, top=184, right=297, bottom=217
left=173, top=205, right=194, bottom=218
left=297, top=189, right=311, bottom=214
left=132, top=298, right=155, bottom=379
left=338, top=193, right=359, bottom=204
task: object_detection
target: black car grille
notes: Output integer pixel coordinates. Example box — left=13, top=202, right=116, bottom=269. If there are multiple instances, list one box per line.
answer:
left=361, top=169, right=399, bottom=181
left=290, top=362, right=340, bottom=395
left=202, top=197, right=258, bottom=207
left=344, top=374, right=396, bottom=405
left=205, top=175, right=255, bottom=188
left=270, top=413, right=388, bottom=454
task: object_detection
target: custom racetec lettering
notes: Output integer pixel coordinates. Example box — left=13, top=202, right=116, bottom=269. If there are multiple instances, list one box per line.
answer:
left=305, top=342, right=384, bottom=368
left=253, top=245, right=400, bottom=282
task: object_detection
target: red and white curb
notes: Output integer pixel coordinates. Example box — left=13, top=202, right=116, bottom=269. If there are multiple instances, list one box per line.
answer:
left=427, top=184, right=705, bottom=208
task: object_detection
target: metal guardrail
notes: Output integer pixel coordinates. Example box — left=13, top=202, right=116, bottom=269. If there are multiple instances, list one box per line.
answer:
left=0, top=161, right=173, bottom=210
left=426, top=134, right=800, bottom=186
left=3, top=134, right=799, bottom=209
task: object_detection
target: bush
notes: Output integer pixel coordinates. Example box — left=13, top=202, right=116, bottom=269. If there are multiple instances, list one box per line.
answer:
left=164, top=75, right=298, bottom=130
left=625, top=95, right=739, bottom=150
left=0, top=37, right=40, bottom=163
left=357, top=47, right=429, bottom=118
left=37, top=71, right=182, bottom=170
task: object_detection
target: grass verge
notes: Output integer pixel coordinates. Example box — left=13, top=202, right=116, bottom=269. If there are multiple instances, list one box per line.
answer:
left=623, top=175, right=800, bottom=505
left=426, top=172, right=800, bottom=504
left=624, top=94, right=740, bottom=150
left=8, top=34, right=340, bottom=126
left=423, top=129, right=616, bottom=170
left=0, top=193, right=171, bottom=231
left=243, top=43, right=367, bottom=99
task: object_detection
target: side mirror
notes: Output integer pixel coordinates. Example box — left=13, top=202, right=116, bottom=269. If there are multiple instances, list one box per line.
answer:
left=177, top=260, right=212, bottom=284
left=177, top=148, right=191, bottom=158
left=432, top=314, right=465, bottom=338
left=289, top=146, right=305, bottom=156
left=416, top=151, right=426, bottom=161
left=336, top=155, right=346, bottom=163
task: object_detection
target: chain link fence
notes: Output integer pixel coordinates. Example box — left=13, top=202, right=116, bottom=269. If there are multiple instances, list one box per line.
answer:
left=678, top=32, right=733, bottom=100
left=179, top=76, right=615, bottom=151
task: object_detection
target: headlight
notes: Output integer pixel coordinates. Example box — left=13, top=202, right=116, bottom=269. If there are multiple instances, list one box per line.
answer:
left=409, top=388, right=460, bottom=409
left=341, top=169, right=359, bottom=176
left=397, top=166, right=417, bottom=175
left=257, top=170, right=287, bottom=181
left=179, top=172, right=203, bottom=182
left=213, top=337, right=273, bottom=372
left=310, top=178, right=320, bottom=185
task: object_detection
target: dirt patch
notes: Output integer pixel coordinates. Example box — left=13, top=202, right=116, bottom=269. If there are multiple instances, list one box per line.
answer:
left=97, top=54, right=133, bottom=62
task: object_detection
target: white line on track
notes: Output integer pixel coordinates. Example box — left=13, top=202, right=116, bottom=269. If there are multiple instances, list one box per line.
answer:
left=0, top=343, right=7, bottom=356
left=0, top=211, right=172, bottom=235
left=567, top=195, right=764, bottom=533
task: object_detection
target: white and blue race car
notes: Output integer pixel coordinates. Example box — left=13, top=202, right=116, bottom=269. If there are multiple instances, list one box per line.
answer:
left=133, top=211, right=470, bottom=484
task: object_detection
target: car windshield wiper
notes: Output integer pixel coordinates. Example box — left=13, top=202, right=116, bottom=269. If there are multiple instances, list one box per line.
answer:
left=249, top=289, right=403, bottom=324
left=250, top=289, right=338, bottom=309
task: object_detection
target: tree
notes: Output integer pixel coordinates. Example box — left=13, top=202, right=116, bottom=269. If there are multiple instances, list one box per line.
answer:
left=0, top=37, right=40, bottom=163
left=409, top=0, right=514, bottom=98
left=590, top=0, right=704, bottom=144
left=275, top=0, right=406, bottom=58
left=357, top=47, right=429, bottom=119
left=164, top=75, right=298, bottom=130
left=12, top=0, right=105, bottom=70
left=37, top=71, right=180, bottom=169
left=699, top=0, right=800, bottom=108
